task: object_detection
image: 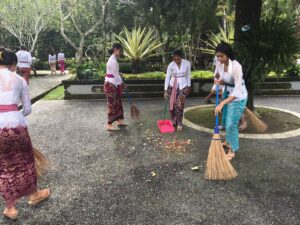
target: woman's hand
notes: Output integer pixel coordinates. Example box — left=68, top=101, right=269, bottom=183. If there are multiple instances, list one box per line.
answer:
left=215, top=102, right=224, bottom=116
left=164, top=91, right=169, bottom=99
left=214, top=79, right=225, bottom=85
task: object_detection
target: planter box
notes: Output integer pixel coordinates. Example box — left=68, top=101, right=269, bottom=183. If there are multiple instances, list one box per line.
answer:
left=63, top=78, right=300, bottom=100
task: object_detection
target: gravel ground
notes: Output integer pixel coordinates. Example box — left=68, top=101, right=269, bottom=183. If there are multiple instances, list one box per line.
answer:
left=0, top=96, right=299, bottom=225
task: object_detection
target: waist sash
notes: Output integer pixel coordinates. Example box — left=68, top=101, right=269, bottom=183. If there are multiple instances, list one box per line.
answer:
left=0, top=104, right=18, bottom=113
left=106, top=74, right=114, bottom=78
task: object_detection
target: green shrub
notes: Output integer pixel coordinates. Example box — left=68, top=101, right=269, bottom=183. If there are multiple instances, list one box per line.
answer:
left=285, top=65, right=300, bottom=77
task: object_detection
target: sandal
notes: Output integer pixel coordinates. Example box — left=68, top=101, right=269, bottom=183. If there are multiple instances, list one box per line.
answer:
left=3, top=208, right=18, bottom=220
left=117, top=123, right=129, bottom=127
left=107, top=126, right=120, bottom=131
left=28, top=189, right=50, bottom=206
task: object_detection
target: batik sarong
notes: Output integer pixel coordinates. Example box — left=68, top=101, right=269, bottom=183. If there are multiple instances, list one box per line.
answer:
left=168, top=86, right=188, bottom=126
left=58, top=60, right=65, bottom=74
left=0, top=126, right=37, bottom=208
left=104, top=82, right=124, bottom=124
left=18, top=68, right=31, bottom=85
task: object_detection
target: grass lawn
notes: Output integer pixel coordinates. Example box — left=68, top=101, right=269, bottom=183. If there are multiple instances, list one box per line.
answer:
left=184, top=106, right=300, bottom=134
left=43, top=86, right=64, bottom=100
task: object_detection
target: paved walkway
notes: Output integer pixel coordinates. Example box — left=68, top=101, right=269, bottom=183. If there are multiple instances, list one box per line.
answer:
left=28, top=73, right=72, bottom=101
left=1, top=97, right=300, bottom=225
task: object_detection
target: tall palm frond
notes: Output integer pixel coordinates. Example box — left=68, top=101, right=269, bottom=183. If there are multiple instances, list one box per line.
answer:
left=200, top=23, right=235, bottom=55
left=115, top=27, right=164, bottom=61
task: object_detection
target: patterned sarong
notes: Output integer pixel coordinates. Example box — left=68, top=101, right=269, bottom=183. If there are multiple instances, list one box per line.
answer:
left=168, top=86, right=188, bottom=126
left=0, top=126, right=37, bottom=207
left=104, top=82, right=124, bottom=124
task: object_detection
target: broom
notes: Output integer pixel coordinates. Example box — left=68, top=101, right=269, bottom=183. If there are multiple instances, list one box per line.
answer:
left=124, top=88, right=140, bottom=119
left=245, top=107, right=268, bottom=132
left=205, top=85, right=238, bottom=180
left=33, top=147, right=49, bottom=178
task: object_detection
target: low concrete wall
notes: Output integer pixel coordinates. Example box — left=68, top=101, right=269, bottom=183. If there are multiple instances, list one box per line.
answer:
left=63, top=78, right=300, bottom=100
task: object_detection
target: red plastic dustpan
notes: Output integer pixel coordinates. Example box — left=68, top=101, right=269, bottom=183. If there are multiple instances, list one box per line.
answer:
left=157, top=120, right=175, bottom=133
left=157, top=99, right=175, bottom=133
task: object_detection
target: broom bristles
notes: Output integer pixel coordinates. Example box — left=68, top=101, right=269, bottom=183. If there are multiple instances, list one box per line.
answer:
left=205, top=134, right=238, bottom=180
left=245, top=108, right=268, bottom=132
left=33, top=147, right=48, bottom=178
left=130, top=103, right=140, bottom=119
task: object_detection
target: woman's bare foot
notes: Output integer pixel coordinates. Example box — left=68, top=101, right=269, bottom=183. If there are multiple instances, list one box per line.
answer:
left=239, top=121, right=248, bottom=131
left=116, top=119, right=129, bottom=126
left=222, top=141, right=231, bottom=149
left=107, top=124, right=120, bottom=131
left=3, top=207, right=18, bottom=220
left=226, top=149, right=235, bottom=161
left=177, top=125, right=183, bottom=132
left=28, top=189, right=50, bottom=206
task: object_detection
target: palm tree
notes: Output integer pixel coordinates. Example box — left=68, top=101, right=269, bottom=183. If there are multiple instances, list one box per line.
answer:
left=115, top=27, right=164, bottom=74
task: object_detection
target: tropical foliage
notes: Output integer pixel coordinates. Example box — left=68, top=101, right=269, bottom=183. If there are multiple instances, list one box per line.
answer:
left=115, top=27, right=164, bottom=73
left=200, top=23, right=235, bottom=55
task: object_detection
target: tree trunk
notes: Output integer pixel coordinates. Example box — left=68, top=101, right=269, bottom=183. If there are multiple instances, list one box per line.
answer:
left=132, top=60, right=141, bottom=74
left=234, top=0, right=262, bottom=110
left=76, top=36, right=85, bottom=63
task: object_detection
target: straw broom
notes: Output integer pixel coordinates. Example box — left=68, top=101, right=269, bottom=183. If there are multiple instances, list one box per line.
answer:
left=125, top=88, right=140, bottom=119
left=205, top=85, right=238, bottom=180
left=33, top=147, right=48, bottom=178
left=245, top=107, right=268, bottom=132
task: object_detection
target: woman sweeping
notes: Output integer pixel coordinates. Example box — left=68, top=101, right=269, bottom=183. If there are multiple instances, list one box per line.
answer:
left=164, top=50, right=191, bottom=132
left=104, top=43, right=128, bottom=131
left=214, top=42, right=248, bottom=160
left=0, top=50, right=50, bottom=220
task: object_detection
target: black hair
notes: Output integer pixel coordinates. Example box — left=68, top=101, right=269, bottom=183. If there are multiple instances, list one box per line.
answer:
left=215, top=42, right=235, bottom=60
left=173, top=49, right=183, bottom=58
left=0, top=46, right=5, bottom=52
left=108, top=43, right=123, bottom=55
left=20, top=45, right=27, bottom=50
left=0, top=50, right=18, bottom=66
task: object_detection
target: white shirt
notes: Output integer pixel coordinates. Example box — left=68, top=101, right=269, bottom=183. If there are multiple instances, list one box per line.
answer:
left=49, top=54, right=57, bottom=62
left=297, top=58, right=300, bottom=65
left=164, top=59, right=191, bottom=90
left=16, top=50, right=32, bottom=68
left=216, top=59, right=248, bottom=101
left=0, top=68, right=31, bottom=129
left=58, top=52, right=65, bottom=61
left=105, top=54, right=123, bottom=86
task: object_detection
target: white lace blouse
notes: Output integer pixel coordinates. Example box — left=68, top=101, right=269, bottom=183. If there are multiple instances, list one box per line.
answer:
left=0, top=68, right=31, bottom=128
left=164, top=59, right=191, bottom=91
left=216, top=59, right=248, bottom=101
left=105, top=54, right=123, bottom=87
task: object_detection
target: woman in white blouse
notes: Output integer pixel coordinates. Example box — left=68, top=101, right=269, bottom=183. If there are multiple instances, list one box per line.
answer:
left=214, top=42, right=248, bottom=160
left=164, top=50, right=191, bottom=131
left=0, top=50, right=50, bottom=220
left=48, top=51, right=57, bottom=75
left=104, top=43, right=128, bottom=131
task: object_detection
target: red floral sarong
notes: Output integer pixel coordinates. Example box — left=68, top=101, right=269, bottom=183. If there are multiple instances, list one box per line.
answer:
left=104, top=82, right=124, bottom=124
left=0, top=126, right=37, bottom=207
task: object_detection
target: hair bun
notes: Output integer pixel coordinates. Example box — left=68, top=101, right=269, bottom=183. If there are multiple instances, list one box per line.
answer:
left=0, top=50, right=18, bottom=66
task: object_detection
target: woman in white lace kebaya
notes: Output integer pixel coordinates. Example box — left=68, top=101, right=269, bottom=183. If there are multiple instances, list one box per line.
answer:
left=214, top=42, right=248, bottom=161
left=0, top=50, right=50, bottom=220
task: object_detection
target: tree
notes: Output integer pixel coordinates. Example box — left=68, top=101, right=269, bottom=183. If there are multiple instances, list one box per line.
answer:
left=234, top=0, right=263, bottom=110
left=235, top=0, right=300, bottom=110
left=0, top=0, right=53, bottom=52
left=57, top=0, right=134, bottom=63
